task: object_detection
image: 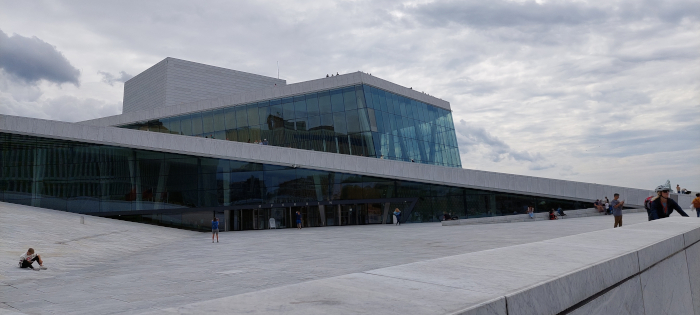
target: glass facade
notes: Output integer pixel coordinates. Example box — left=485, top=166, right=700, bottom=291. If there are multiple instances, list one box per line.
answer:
left=0, top=132, right=592, bottom=231
left=119, top=84, right=462, bottom=168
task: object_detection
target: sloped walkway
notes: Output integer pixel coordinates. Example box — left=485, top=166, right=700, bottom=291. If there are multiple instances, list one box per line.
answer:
left=0, top=202, right=652, bottom=314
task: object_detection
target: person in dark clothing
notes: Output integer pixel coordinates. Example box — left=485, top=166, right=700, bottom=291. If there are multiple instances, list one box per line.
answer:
left=296, top=211, right=302, bottom=229
left=649, top=184, right=689, bottom=221
left=393, top=208, right=402, bottom=225
left=549, top=209, right=557, bottom=220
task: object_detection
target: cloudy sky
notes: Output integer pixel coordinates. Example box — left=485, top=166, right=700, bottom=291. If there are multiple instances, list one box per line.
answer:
left=0, top=0, right=698, bottom=192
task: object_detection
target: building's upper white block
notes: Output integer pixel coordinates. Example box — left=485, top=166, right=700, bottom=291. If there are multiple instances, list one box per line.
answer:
left=84, top=68, right=451, bottom=128
left=122, top=57, right=286, bottom=114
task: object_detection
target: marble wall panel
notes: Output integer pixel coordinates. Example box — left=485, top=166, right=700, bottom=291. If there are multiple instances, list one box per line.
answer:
left=636, top=234, right=685, bottom=271
left=685, top=242, right=700, bottom=314
left=569, top=275, right=645, bottom=315
left=640, top=251, right=694, bottom=315
left=506, top=251, right=639, bottom=315
left=684, top=226, right=700, bottom=247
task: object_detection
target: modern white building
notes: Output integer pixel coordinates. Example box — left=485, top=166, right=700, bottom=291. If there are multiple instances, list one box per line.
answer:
left=0, top=57, right=680, bottom=231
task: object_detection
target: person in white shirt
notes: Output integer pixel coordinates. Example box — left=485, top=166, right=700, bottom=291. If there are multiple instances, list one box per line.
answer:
left=19, top=248, right=46, bottom=270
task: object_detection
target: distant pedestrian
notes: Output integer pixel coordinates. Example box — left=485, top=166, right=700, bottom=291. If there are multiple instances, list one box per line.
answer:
left=611, top=193, right=625, bottom=228
left=693, top=193, right=700, bottom=218
left=549, top=209, right=557, bottom=220
left=296, top=211, right=302, bottom=229
left=393, top=208, right=402, bottom=225
left=19, top=248, right=46, bottom=270
left=557, top=207, right=566, bottom=216
left=677, top=184, right=681, bottom=194
left=649, top=183, right=689, bottom=221
left=263, top=139, right=268, bottom=145
left=604, top=199, right=610, bottom=215
left=212, top=218, right=219, bottom=243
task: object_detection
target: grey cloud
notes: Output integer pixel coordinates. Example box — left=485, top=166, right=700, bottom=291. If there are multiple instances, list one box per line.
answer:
left=403, top=0, right=608, bottom=28
left=98, top=71, right=134, bottom=86
left=0, top=91, right=120, bottom=123
left=455, top=119, right=551, bottom=167
left=402, top=0, right=698, bottom=29
left=0, top=29, right=80, bottom=86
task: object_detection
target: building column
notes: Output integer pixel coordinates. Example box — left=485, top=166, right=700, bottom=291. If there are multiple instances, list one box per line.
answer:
left=318, top=205, right=325, bottom=226
left=31, top=148, right=46, bottom=207
left=382, top=202, right=390, bottom=224
left=223, top=172, right=230, bottom=206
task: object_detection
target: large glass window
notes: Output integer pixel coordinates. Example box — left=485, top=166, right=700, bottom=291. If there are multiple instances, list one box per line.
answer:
left=116, top=84, right=461, bottom=167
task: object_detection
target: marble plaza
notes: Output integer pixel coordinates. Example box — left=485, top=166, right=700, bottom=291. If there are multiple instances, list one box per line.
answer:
left=2, top=202, right=699, bottom=314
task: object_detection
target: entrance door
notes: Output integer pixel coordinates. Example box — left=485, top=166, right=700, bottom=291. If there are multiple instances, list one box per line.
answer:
left=367, top=203, right=383, bottom=224
left=241, top=209, right=254, bottom=230
left=340, top=204, right=356, bottom=225
left=325, top=205, right=337, bottom=226
left=253, top=208, right=269, bottom=229
left=270, top=207, right=286, bottom=229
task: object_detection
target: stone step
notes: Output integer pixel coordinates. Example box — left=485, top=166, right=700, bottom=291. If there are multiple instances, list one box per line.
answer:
left=443, top=208, right=647, bottom=226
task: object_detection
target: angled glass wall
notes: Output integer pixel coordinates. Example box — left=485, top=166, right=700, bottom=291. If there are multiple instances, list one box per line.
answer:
left=118, top=84, right=462, bottom=168
left=0, top=132, right=591, bottom=231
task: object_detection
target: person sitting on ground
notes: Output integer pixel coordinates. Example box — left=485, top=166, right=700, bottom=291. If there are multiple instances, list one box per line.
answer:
left=549, top=209, right=557, bottom=220
left=442, top=212, right=451, bottom=221
left=649, top=183, right=689, bottom=221
left=594, top=200, right=604, bottom=212
left=19, top=248, right=46, bottom=270
left=557, top=207, right=566, bottom=216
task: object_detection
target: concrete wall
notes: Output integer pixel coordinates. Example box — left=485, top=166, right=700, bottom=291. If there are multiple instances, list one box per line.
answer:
left=82, top=71, right=451, bottom=128
left=0, top=114, right=676, bottom=209
left=122, top=57, right=285, bottom=114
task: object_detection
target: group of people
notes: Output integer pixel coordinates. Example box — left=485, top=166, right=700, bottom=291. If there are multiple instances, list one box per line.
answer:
left=593, top=198, right=610, bottom=213
left=676, top=184, right=692, bottom=195
left=548, top=207, right=567, bottom=220
left=524, top=206, right=566, bottom=220
left=249, top=139, right=268, bottom=145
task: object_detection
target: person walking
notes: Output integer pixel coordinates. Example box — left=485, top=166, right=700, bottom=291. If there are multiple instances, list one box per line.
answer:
left=528, top=206, right=535, bottom=219
left=692, top=193, right=700, bottom=218
left=212, top=217, right=219, bottom=243
left=19, top=248, right=46, bottom=270
left=393, top=208, right=402, bottom=225
left=604, top=198, right=610, bottom=215
left=296, top=211, right=302, bottom=229
left=649, top=183, right=689, bottom=221
left=610, top=193, right=625, bottom=228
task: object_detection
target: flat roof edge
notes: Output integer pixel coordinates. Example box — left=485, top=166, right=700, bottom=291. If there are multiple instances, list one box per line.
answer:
left=79, top=72, right=451, bottom=127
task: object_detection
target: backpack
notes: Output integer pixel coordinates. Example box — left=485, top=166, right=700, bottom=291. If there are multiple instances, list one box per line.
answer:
left=644, top=196, right=654, bottom=212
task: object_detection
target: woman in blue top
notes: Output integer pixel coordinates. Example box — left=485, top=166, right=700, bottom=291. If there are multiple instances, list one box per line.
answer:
left=211, top=218, right=219, bottom=243
left=296, top=211, right=302, bottom=229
